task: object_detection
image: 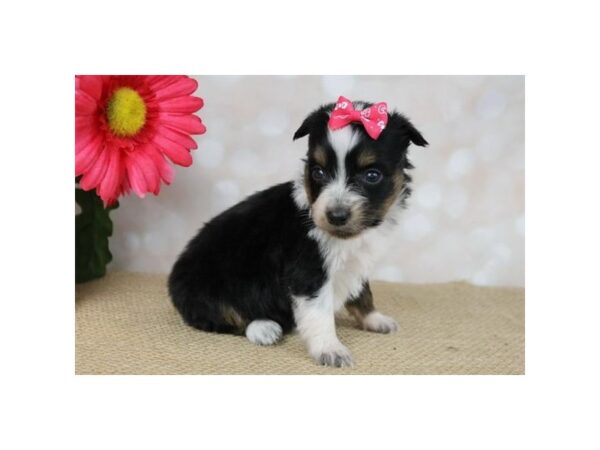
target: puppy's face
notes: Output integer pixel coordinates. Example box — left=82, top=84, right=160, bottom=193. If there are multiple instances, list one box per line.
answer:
left=294, top=101, right=428, bottom=239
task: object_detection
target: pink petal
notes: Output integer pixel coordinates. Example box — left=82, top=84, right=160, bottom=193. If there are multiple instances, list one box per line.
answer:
left=158, top=113, right=206, bottom=135
left=75, top=133, right=104, bottom=176
left=76, top=115, right=97, bottom=134
left=146, top=143, right=174, bottom=184
left=146, top=76, right=184, bottom=91
left=79, top=146, right=110, bottom=191
left=121, top=172, right=131, bottom=194
left=154, top=77, right=198, bottom=100
left=156, top=125, right=198, bottom=150
left=77, top=76, right=104, bottom=101
left=153, top=133, right=193, bottom=166
left=98, top=149, right=123, bottom=205
left=76, top=90, right=98, bottom=115
left=126, top=157, right=148, bottom=197
left=76, top=127, right=100, bottom=154
left=158, top=95, right=204, bottom=113
left=134, top=150, right=161, bottom=195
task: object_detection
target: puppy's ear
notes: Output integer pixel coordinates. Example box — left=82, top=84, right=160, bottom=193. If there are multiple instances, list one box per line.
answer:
left=407, top=122, right=428, bottom=147
left=293, top=117, right=311, bottom=140
left=389, top=112, right=428, bottom=148
left=293, top=109, right=328, bottom=141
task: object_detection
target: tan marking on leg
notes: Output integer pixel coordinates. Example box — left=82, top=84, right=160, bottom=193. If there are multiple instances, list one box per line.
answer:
left=345, top=283, right=375, bottom=326
left=221, top=305, right=246, bottom=330
left=346, top=304, right=368, bottom=324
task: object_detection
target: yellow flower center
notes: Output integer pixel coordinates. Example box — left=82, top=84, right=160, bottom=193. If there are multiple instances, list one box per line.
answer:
left=106, top=87, right=147, bottom=137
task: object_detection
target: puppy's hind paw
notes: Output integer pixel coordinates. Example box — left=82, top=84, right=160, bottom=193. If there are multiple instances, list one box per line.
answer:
left=363, top=311, right=398, bottom=334
left=312, top=343, right=354, bottom=368
left=246, top=320, right=283, bottom=346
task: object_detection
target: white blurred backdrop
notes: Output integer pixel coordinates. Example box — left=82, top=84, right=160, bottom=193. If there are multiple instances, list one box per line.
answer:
left=110, top=76, right=524, bottom=287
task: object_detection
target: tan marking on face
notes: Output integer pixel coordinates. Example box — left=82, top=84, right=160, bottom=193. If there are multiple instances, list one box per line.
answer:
left=380, top=171, right=406, bottom=215
left=356, top=150, right=378, bottom=169
left=313, top=203, right=367, bottom=239
left=313, top=146, right=328, bottom=167
left=310, top=174, right=367, bottom=238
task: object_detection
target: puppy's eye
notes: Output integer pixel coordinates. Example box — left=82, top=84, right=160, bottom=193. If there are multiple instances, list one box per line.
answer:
left=363, top=169, right=383, bottom=184
left=311, top=166, right=326, bottom=182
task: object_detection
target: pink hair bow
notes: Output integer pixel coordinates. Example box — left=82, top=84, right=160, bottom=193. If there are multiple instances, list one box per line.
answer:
left=328, top=96, right=389, bottom=140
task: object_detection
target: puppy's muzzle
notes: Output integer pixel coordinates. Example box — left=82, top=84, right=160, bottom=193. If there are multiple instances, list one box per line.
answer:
left=326, top=206, right=351, bottom=226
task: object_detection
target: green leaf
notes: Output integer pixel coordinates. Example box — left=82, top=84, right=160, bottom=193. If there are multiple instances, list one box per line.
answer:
left=75, top=189, right=119, bottom=283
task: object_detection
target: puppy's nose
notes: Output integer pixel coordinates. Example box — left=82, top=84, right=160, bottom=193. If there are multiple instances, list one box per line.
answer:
left=326, top=207, right=351, bottom=226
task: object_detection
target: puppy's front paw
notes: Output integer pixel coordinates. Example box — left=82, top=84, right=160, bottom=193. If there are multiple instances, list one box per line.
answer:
left=363, top=311, right=398, bottom=334
left=312, top=342, right=354, bottom=368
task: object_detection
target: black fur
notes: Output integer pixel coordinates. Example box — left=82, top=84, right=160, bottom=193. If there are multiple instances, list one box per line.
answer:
left=168, top=182, right=325, bottom=334
left=168, top=100, right=427, bottom=338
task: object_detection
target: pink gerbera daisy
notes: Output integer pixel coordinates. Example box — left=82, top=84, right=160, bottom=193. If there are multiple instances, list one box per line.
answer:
left=75, top=75, right=206, bottom=205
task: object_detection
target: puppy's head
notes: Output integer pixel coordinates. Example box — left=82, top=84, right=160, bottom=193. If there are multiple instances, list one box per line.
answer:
left=293, top=100, right=428, bottom=239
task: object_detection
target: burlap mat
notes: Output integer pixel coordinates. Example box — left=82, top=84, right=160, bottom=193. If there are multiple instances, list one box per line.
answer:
left=75, top=272, right=524, bottom=375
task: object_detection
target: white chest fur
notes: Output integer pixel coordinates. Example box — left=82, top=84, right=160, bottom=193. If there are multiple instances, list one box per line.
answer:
left=309, top=220, right=395, bottom=310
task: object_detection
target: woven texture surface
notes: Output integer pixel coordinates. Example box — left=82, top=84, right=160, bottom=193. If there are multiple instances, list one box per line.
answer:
left=76, top=272, right=524, bottom=375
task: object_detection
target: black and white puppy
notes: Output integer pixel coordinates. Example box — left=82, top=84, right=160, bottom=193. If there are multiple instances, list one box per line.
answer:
left=168, top=99, right=427, bottom=367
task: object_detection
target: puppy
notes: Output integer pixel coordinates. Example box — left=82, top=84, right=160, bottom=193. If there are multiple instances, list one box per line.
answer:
left=168, top=96, right=427, bottom=367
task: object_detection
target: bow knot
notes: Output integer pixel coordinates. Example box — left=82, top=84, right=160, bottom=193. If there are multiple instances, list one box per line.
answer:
left=328, top=96, right=389, bottom=139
